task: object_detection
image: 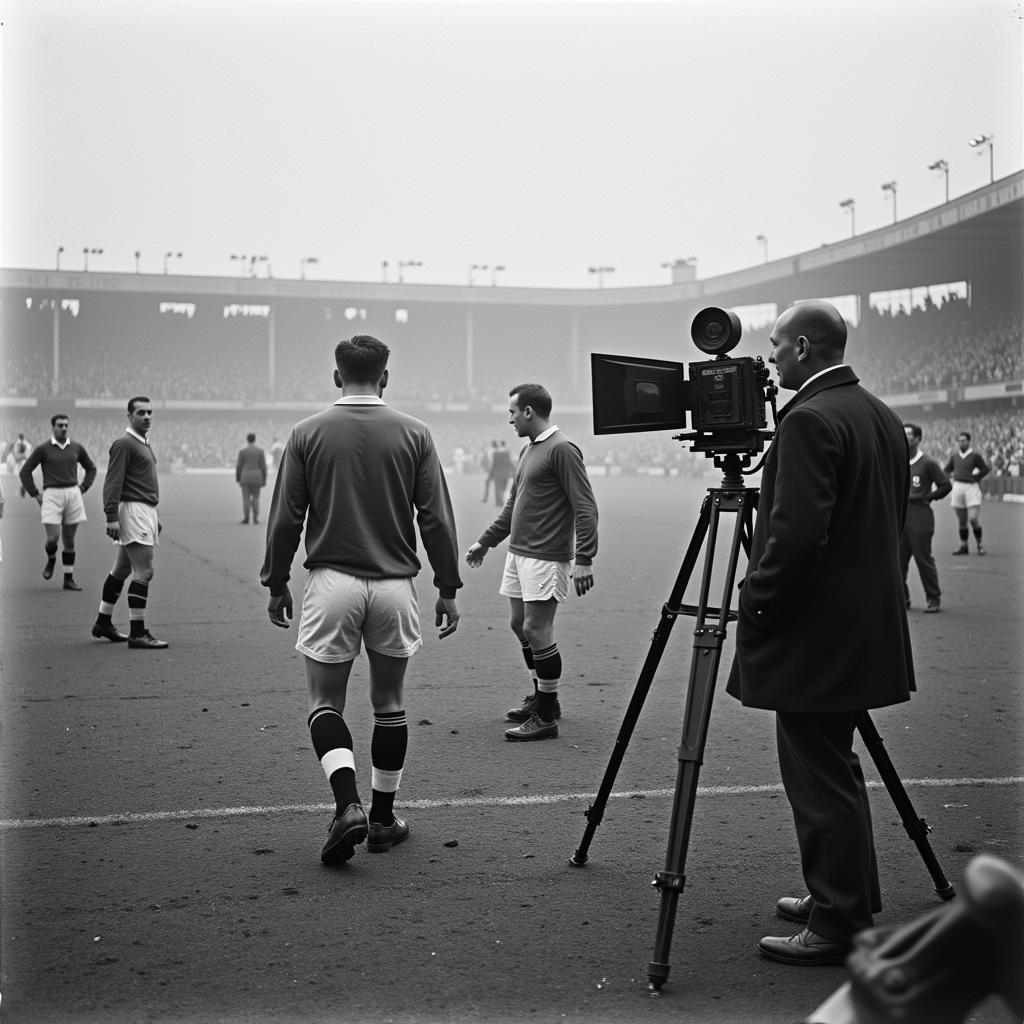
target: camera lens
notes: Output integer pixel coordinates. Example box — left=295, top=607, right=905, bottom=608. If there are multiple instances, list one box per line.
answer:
left=691, top=307, right=742, bottom=355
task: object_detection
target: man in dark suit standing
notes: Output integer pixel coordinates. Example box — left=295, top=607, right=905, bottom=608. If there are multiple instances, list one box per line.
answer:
left=726, top=300, right=914, bottom=966
left=236, top=432, right=267, bottom=524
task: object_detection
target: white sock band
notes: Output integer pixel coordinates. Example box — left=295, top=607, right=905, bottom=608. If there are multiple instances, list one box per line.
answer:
left=320, top=747, right=355, bottom=779
left=371, top=767, right=403, bottom=793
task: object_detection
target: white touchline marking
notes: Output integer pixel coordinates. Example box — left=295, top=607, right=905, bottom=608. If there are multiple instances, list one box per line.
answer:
left=1, top=777, right=1021, bottom=831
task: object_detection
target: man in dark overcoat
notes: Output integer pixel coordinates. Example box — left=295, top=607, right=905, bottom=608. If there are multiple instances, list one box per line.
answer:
left=236, top=432, right=268, bottom=525
left=726, top=299, right=915, bottom=965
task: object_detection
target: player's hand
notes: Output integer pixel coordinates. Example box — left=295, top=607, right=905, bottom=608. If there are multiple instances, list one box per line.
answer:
left=573, top=563, right=595, bottom=597
left=435, top=597, right=460, bottom=638
left=268, top=587, right=293, bottom=629
left=105, top=519, right=120, bottom=541
left=465, top=542, right=487, bottom=568
left=34, top=494, right=43, bottom=506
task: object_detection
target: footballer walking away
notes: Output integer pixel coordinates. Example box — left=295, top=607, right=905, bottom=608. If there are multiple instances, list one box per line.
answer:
left=261, top=335, right=462, bottom=865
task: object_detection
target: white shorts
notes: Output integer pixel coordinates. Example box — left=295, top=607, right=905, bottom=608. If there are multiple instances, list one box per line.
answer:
left=950, top=481, right=983, bottom=509
left=117, top=501, right=160, bottom=546
left=296, top=568, right=422, bottom=663
left=41, top=487, right=87, bottom=526
left=499, top=552, right=572, bottom=603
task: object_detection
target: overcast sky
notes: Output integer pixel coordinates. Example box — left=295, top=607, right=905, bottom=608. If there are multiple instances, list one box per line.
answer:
left=1, top=0, right=1021, bottom=289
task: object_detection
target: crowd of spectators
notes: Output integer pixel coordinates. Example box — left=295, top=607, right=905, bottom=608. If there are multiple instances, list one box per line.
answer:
left=852, top=297, right=1023, bottom=395
left=2, top=294, right=1021, bottom=483
left=4, top=294, right=1019, bottom=406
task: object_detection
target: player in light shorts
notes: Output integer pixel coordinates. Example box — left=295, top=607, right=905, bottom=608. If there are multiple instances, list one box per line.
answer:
left=949, top=480, right=982, bottom=510
left=115, top=501, right=160, bottom=546
left=499, top=553, right=573, bottom=604
left=466, top=382, right=599, bottom=743
left=297, top=569, right=422, bottom=663
left=18, top=414, right=98, bottom=590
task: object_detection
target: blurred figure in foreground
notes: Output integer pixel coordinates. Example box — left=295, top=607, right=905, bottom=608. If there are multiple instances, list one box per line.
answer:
left=808, top=854, right=1024, bottom=1024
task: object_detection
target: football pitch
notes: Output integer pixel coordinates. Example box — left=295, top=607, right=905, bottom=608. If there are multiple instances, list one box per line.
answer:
left=1, top=468, right=1021, bottom=1024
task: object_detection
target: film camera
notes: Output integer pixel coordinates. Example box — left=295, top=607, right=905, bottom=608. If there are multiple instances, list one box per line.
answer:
left=590, top=306, right=776, bottom=457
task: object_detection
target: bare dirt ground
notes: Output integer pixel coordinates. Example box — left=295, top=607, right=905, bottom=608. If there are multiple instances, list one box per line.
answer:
left=2, top=467, right=1021, bottom=1024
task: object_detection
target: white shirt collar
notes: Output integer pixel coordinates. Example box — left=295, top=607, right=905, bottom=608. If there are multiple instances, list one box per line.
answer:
left=334, top=395, right=386, bottom=405
left=910, top=451, right=924, bottom=465
left=958, top=447, right=973, bottom=457
left=798, top=364, right=846, bottom=392
left=126, top=426, right=150, bottom=445
left=532, top=425, right=559, bottom=444
left=50, top=436, right=70, bottom=450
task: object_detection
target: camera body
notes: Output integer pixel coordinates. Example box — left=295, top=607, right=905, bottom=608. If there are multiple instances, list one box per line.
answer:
left=591, top=307, right=775, bottom=457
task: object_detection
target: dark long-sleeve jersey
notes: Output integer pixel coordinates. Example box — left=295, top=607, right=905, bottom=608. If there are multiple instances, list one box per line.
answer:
left=943, top=448, right=990, bottom=483
left=260, top=401, right=463, bottom=598
left=908, top=453, right=952, bottom=505
left=103, top=433, right=159, bottom=520
left=478, top=429, right=598, bottom=565
left=19, top=440, right=97, bottom=497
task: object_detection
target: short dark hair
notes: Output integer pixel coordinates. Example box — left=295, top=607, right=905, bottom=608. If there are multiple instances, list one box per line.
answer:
left=958, top=431, right=971, bottom=442
left=510, top=383, right=552, bottom=419
left=51, top=413, right=70, bottom=427
left=904, top=422, right=922, bottom=440
left=335, top=335, right=390, bottom=384
left=127, top=395, right=151, bottom=414
left=246, top=432, right=256, bottom=443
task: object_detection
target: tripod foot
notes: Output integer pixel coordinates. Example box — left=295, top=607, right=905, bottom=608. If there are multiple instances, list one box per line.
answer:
left=569, top=851, right=588, bottom=868
left=648, top=962, right=669, bottom=992
left=936, top=881, right=956, bottom=901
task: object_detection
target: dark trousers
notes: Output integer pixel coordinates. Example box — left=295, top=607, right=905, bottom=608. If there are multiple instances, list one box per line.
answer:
left=492, top=475, right=511, bottom=506
left=776, top=710, right=881, bottom=942
left=240, top=484, right=262, bottom=523
left=900, top=503, right=940, bottom=603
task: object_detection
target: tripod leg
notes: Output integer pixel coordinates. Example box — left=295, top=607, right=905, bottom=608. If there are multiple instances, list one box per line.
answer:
left=648, top=494, right=753, bottom=990
left=570, top=498, right=713, bottom=867
left=856, top=711, right=956, bottom=900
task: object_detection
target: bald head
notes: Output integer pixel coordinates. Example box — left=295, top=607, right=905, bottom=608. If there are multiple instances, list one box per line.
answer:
left=769, top=300, right=847, bottom=391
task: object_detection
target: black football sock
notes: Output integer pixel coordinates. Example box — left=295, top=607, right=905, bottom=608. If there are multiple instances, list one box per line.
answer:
left=370, top=710, right=408, bottom=825
left=62, top=550, right=76, bottom=580
left=308, top=708, right=359, bottom=813
left=127, top=579, right=150, bottom=637
left=97, top=574, right=126, bottom=625
left=532, top=642, right=561, bottom=722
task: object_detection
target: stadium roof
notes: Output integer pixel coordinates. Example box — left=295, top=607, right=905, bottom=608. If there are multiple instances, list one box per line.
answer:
left=2, top=171, right=1021, bottom=309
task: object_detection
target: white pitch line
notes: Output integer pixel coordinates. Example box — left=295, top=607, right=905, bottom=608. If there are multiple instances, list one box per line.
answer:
left=1, top=776, right=1021, bottom=832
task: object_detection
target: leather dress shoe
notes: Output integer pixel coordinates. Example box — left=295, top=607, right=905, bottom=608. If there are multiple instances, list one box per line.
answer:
left=776, top=894, right=813, bottom=924
left=758, top=928, right=852, bottom=966
left=321, top=803, right=368, bottom=864
left=92, top=621, right=129, bottom=643
left=368, top=816, right=410, bottom=853
left=127, top=631, right=169, bottom=650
